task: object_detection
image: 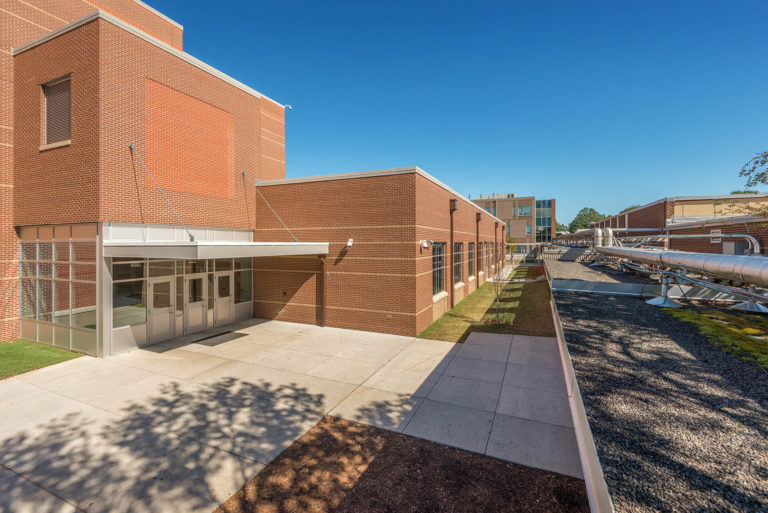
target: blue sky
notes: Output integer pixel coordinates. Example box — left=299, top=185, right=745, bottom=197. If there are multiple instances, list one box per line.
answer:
left=151, top=0, right=768, bottom=224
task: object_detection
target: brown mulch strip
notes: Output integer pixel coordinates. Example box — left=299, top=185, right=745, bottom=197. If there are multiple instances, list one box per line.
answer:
left=215, top=416, right=590, bottom=513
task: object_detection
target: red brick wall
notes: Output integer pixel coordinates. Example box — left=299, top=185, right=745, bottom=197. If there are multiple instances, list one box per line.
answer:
left=595, top=200, right=672, bottom=230
left=414, top=173, right=503, bottom=334
left=3, top=1, right=269, bottom=341
left=668, top=221, right=768, bottom=255
left=250, top=172, right=504, bottom=337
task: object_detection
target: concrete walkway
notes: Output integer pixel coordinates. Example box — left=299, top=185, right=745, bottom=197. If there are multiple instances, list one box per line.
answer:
left=0, top=320, right=580, bottom=513
left=552, top=278, right=743, bottom=300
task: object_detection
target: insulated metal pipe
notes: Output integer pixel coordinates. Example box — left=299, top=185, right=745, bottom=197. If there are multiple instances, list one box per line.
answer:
left=595, top=246, right=768, bottom=287
left=593, top=228, right=603, bottom=248
left=603, top=228, right=614, bottom=247
left=617, top=233, right=760, bottom=255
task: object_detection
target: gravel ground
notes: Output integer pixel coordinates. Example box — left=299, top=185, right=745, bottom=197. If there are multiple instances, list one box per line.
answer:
left=545, top=261, right=650, bottom=284
left=554, top=291, right=768, bottom=513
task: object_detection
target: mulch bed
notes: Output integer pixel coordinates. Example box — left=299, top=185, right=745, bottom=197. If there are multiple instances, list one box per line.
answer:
left=215, top=416, right=590, bottom=513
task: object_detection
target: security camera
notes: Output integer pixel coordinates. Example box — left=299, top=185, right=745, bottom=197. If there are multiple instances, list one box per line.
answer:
left=285, top=105, right=293, bottom=111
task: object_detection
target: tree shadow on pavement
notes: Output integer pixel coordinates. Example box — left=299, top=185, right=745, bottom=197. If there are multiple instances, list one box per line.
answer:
left=0, top=377, right=325, bottom=512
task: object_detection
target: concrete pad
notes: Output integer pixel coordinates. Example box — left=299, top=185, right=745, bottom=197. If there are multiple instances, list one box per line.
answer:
left=503, top=363, right=567, bottom=394
left=0, top=467, right=78, bottom=513
left=496, top=385, right=572, bottom=427
left=330, top=386, right=421, bottom=432
left=281, top=373, right=358, bottom=413
left=282, top=336, right=351, bottom=356
left=383, top=349, right=453, bottom=374
left=30, top=361, right=160, bottom=403
left=14, top=356, right=99, bottom=387
left=403, top=400, right=494, bottom=453
left=443, top=357, right=506, bottom=383
left=426, top=375, right=502, bottom=412
left=255, top=348, right=329, bottom=374
left=110, top=348, right=231, bottom=380
left=363, top=366, right=441, bottom=397
left=486, top=414, right=582, bottom=478
left=507, top=347, right=562, bottom=370
left=510, top=335, right=558, bottom=354
left=455, top=342, right=511, bottom=362
left=84, top=373, right=180, bottom=415
left=464, top=332, right=513, bottom=349
left=405, top=338, right=460, bottom=358
left=333, top=343, right=402, bottom=364
left=305, top=357, right=382, bottom=385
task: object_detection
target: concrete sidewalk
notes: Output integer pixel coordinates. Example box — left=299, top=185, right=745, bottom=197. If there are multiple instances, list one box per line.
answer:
left=0, top=321, right=580, bottom=513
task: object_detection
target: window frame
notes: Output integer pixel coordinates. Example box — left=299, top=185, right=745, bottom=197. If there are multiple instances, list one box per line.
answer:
left=453, top=242, right=463, bottom=285
left=468, top=242, right=475, bottom=278
left=43, top=76, right=71, bottom=146
left=432, top=242, right=446, bottom=296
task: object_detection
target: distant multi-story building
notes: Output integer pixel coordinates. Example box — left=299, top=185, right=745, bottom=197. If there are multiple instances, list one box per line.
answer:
left=472, top=194, right=556, bottom=246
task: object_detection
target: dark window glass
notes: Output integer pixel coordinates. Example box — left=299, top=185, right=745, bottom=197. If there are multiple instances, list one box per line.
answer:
left=148, top=260, right=174, bottom=277
left=185, top=260, right=206, bottom=274
left=234, top=257, right=252, bottom=270
left=214, top=259, right=233, bottom=271
left=44, top=79, right=70, bottom=144
left=453, top=242, right=463, bottom=284
left=113, top=262, right=144, bottom=281
left=112, top=280, right=146, bottom=328
left=432, top=243, right=446, bottom=295
left=468, top=242, right=475, bottom=277
left=235, top=270, right=252, bottom=303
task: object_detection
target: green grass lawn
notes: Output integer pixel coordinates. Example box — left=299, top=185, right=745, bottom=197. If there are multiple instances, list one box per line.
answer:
left=418, top=271, right=555, bottom=343
left=509, top=266, right=531, bottom=279
left=0, top=339, right=82, bottom=380
left=665, top=308, right=768, bottom=369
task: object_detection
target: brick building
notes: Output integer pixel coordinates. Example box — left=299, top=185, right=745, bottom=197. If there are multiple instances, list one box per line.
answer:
left=591, top=194, right=768, bottom=255
left=4, top=2, right=505, bottom=355
left=472, top=193, right=555, bottom=246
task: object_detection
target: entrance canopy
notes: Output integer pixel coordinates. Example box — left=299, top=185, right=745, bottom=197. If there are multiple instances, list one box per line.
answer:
left=103, top=240, right=329, bottom=259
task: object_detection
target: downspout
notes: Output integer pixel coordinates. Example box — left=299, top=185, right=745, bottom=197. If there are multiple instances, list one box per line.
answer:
left=494, top=222, right=499, bottom=273
left=449, top=199, right=458, bottom=307
left=476, top=212, right=481, bottom=284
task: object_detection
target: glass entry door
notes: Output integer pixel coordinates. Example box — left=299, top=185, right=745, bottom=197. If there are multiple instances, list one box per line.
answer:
left=184, top=275, right=206, bottom=335
left=214, top=272, right=233, bottom=327
left=148, top=278, right=174, bottom=344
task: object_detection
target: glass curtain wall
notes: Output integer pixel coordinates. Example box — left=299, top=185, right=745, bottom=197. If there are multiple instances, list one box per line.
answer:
left=536, top=200, right=553, bottom=243
left=20, top=224, right=98, bottom=353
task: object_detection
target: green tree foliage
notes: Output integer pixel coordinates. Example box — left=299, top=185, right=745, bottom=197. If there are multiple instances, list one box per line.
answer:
left=619, top=204, right=641, bottom=213
left=556, top=222, right=568, bottom=232
left=733, top=151, right=768, bottom=217
left=730, top=189, right=760, bottom=194
left=567, top=207, right=607, bottom=233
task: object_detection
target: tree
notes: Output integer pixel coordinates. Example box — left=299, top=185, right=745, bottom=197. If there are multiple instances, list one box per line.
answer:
left=730, top=189, right=760, bottom=194
left=568, top=207, right=607, bottom=233
left=732, top=151, right=768, bottom=217
left=619, top=204, right=641, bottom=213
left=556, top=222, right=568, bottom=233
left=506, top=236, right=517, bottom=254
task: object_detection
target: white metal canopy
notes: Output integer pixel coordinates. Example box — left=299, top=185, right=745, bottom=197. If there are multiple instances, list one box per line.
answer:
left=103, top=240, right=329, bottom=259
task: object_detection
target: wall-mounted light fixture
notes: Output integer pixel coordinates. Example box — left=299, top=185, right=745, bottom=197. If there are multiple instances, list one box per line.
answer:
left=420, top=240, right=429, bottom=249
left=347, top=238, right=354, bottom=247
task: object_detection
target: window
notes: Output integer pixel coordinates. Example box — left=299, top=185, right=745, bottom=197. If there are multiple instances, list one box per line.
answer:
left=518, top=205, right=532, bottom=216
left=112, top=280, right=146, bottom=328
left=485, top=242, right=489, bottom=272
left=477, top=243, right=483, bottom=274
left=526, top=225, right=532, bottom=235
left=468, top=242, right=475, bottom=277
left=44, top=79, right=71, bottom=145
left=432, top=243, right=446, bottom=295
left=453, top=242, right=463, bottom=284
